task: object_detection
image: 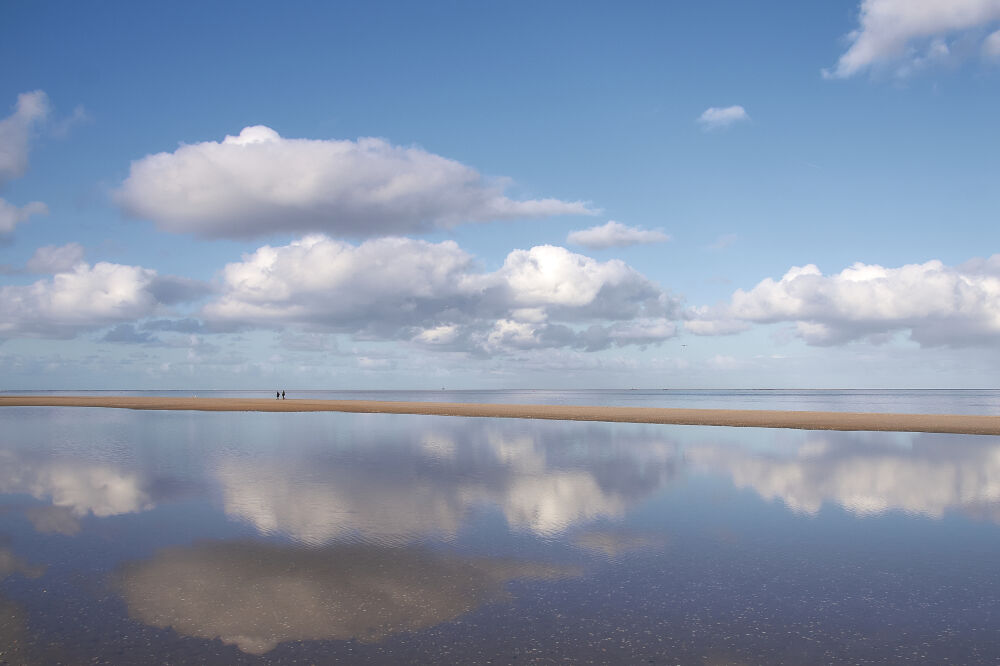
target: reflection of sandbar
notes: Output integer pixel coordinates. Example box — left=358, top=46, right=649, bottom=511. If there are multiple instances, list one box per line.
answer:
left=2, top=396, right=999, bottom=435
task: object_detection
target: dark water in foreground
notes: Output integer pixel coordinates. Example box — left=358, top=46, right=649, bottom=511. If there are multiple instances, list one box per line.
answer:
left=2, top=408, right=1000, bottom=663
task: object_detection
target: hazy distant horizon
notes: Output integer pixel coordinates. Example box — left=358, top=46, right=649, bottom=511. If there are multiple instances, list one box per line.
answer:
left=5, top=387, right=1000, bottom=415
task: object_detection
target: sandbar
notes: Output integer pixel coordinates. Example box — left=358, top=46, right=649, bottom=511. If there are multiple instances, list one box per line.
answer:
left=2, top=396, right=1000, bottom=435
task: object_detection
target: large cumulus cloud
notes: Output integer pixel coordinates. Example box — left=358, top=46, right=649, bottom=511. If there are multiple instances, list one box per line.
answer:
left=0, top=260, right=210, bottom=339
left=202, top=235, right=679, bottom=353
left=115, top=126, right=595, bottom=239
left=686, top=256, right=1000, bottom=347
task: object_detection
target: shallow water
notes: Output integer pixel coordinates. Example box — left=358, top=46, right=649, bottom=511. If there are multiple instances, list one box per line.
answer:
left=2, top=407, right=1000, bottom=663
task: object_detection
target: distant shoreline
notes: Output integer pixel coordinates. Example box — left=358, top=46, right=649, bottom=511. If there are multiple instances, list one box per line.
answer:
left=2, top=396, right=1000, bottom=435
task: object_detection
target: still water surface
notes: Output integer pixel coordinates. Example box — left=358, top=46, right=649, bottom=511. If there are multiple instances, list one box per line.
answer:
left=2, top=406, right=1000, bottom=663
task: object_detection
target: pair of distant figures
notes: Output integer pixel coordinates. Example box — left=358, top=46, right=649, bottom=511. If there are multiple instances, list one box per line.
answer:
left=276, top=390, right=285, bottom=400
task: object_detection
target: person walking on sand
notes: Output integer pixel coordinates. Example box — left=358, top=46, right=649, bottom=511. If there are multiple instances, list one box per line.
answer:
left=282, top=390, right=286, bottom=400
left=276, top=390, right=280, bottom=400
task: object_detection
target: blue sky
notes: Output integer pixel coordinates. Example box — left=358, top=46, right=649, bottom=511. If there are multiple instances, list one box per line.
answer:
left=2, top=0, right=999, bottom=389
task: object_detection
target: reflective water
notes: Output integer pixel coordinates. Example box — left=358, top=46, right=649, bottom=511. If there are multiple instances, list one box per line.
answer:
left=2, top=407, right=1000, bottom=663
left=5, top=387, right=1000, bottom=414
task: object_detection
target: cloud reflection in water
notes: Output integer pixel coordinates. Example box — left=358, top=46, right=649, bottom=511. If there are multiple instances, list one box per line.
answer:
left=0, top=450, right=153, bottom=521
left=690, top=431, right=1000, bottom=518
left=216, top=421, right=681, bottom=544
left=116, top=541, right=575, bottom=655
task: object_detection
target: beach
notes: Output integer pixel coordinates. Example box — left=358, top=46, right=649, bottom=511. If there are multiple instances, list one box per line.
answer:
left=2, top=395, right=999, bottom=435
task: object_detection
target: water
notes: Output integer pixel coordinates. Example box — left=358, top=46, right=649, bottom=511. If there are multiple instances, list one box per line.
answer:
left=2, top=406, right=1000, bottom=663
left=4, top=387, right=1000, bottom=414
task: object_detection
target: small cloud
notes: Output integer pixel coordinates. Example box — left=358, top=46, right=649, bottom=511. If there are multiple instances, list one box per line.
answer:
left=0, top=199, right=47, bottom=237
left=985, top=29, right=1000, bottom=59
left=708, top=233, right=738, bottom=250
left=412, top=324, right=460, bottom=345
left=26, top=242, right=85, bottom=273
left=0, top=91, right=60, bottom=240
left=51, top=105, right=91, bottom=138
left=0, top=90, right=51, bottom=184
left=567, top=221, right=671, bottom=249
left=697, top=106, right=749, bottom=131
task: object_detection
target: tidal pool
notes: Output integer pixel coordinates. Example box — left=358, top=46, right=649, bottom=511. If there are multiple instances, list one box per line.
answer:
left=2, top=407, right=1000, bottom=663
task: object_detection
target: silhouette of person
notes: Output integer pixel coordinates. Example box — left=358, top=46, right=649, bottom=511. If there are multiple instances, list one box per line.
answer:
left=276, top=390, right=280, bottom=400
left=282, top=390, right=286, bottom=400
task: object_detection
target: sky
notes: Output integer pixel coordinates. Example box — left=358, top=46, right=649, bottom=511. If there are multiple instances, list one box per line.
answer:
left=1, top=0, right=999, bottom=390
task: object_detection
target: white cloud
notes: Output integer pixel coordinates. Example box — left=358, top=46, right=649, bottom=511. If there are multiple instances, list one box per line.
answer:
left=115, top=125, right=595, bottom=239
left=203, top=236, right=678, bottom=354
left=0, top=199, right=47, bottom=236
left=0, top=91, right=53, bottom=239
left=0, top=260, right=208, bottom=339
left=25, top=242, right=85, bottom=273
left=985, top=29, right=1000, bottom=57
left=412, top=324, right=460, bottom=345
left=567, top=220, right=670, bottom=249
left=604, top=318, right=678, bottom=346
left=204, top=235, right=475, bottom=326
left=686, top=256, right=1000, bottom=347
left=696, top=105, right=749, bottom=131
left=50, top=104, right=90, bottom=138
left=0, top=90, right=50, bottom=184
left=825, top=0, right=1000, bottom=78
left=497, top=244, right=655, bottom=308
left=683, top=316, right=750, bottom=336
left=683, top=305, right=751, bottom=336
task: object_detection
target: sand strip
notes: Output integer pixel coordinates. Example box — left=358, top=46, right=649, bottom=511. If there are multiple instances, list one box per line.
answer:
left=2, top=396, right=999, bottom=435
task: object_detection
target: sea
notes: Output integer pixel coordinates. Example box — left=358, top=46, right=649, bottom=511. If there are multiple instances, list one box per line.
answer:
left=2, top=389, right=1000, bottom=663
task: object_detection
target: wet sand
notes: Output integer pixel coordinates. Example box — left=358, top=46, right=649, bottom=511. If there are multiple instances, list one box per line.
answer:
left=2, top=395, right=999, bottom=434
